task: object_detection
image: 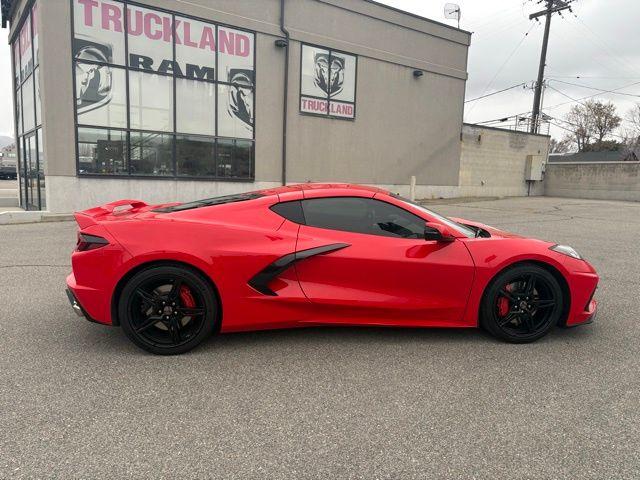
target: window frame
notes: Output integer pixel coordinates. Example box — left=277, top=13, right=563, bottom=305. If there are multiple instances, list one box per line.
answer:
left=286, top=196, right=428, bottom=239
left=10, top=1, right=44, bottom=210
left=69, top=0, right=257, bottom=182
left=299, top=42, right=358, bottom=121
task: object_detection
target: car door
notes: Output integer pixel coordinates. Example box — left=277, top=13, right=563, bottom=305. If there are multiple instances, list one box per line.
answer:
left=293, top=196, right=475, bottom=327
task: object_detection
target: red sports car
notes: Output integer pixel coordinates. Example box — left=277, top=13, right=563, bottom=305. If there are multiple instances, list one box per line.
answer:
left=66, top=183, right=598, bottom=354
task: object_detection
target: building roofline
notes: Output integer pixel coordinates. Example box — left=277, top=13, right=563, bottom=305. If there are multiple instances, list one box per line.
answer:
left=361, top=0, right=472, bottom=35
left=1, top=0, right=14, bottom=28
left=463, top=123, right=551, bottom=139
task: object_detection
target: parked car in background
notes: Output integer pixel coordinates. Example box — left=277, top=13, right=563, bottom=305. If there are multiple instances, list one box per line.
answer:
left=0, top=154, right=18, bottom=180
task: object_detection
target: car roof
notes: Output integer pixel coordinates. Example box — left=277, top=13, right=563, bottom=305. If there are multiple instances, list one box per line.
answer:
left=258, top=183, right=390, bottom=198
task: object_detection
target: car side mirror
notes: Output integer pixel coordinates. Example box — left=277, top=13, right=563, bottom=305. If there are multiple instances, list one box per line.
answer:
left=424, top=222, right=455, bottom=242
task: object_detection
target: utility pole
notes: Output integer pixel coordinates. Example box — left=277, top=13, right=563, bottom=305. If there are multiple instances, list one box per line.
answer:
left=529, top=0, right=574, bottom=133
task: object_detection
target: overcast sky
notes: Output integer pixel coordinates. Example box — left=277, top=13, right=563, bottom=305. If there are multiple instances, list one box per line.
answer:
left=1, top=0, right=639, bottom=141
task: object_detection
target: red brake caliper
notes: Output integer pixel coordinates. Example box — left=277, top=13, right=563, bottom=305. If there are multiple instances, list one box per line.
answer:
left=179, top=285, right=196, bottom=308
left=497, top=284, right=511, bottom=317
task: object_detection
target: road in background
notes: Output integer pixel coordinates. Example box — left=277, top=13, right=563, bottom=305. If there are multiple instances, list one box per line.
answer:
left=0, top=197, right=638, bottom=479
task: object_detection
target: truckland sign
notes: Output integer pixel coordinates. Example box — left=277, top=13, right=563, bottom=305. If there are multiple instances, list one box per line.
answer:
left=300, top=44, right=356, bottom=119
left=73, top=0, right=255, bottom=138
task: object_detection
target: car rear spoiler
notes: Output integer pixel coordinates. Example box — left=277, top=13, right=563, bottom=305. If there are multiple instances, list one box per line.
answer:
left=74, top=199, right=148, bottom=229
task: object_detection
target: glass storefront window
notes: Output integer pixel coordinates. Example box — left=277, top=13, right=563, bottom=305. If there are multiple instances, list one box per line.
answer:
left=129, top=71, right=173, bottom=132
left=130, top=131, right=173, bottom=176
left=217, top=83, right=253, bottom=139
left=216, top=138, right=234, bottom=177
left=217, top=26, right=254, bottom=82
left=175, top=17, right=216, bottom=81
left=37, top=128, right=45, bottom=209
left=32, top=3, right=39, bottom=67
left=13, top=41, right=20, bottom=87
left=77, top=127, right=128, bottom=174
left=75, top=63, right=127, bottom=128
left=12, top=3, right=46, bottom=211
left=72, top=1, right=255, bottom=180
left=22, top=76, right=35, bottom=133
left=235, top=140, right=254, bottom=178
left=126, top=5, right=173, bottom=70
left=176, top=135, right=216, bottom=177
left=19, top=13, right=33, bottom=82
left=176, top=78, right=215, bottom=135
left=35, top=68, right=41, bottom=126
left=73, top=0, right=125, bottom=65
left=16, top=87, right=22, bottom=136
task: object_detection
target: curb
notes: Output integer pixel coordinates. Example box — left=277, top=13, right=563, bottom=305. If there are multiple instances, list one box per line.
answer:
left=0, top=210, right=75, bottom=225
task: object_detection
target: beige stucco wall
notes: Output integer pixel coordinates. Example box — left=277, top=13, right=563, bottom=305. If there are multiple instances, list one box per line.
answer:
left=458, top=124, right=549, bottom=197
left=545, top=162, right=640, bottom=201
left=286, top=50, right=466, bottom=186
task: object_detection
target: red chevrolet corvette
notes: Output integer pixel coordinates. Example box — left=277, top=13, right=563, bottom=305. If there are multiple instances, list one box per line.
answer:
left=66, top=183, right=598, bottom=354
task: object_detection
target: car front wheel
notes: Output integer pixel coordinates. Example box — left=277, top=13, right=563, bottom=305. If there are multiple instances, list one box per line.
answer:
left=480, top=263, right=564, bottom=343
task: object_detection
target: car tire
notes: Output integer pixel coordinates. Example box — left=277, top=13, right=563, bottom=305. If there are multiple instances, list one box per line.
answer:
left=480, top=263, right=564, bottom=343
left=118, top=265, right=218, bottom=355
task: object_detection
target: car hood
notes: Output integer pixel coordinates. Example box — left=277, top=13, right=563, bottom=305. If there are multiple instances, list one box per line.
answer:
left=449, top=217, right=525, bottom=239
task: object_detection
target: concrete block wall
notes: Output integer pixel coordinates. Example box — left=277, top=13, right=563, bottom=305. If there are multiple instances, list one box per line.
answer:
left=545, top=162, right=640, bottom=201
left=458, top=124, right=549, bottom=197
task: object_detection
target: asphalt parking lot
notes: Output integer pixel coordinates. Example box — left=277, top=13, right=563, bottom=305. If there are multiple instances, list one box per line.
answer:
left=1, top=196, right=638, bottom=479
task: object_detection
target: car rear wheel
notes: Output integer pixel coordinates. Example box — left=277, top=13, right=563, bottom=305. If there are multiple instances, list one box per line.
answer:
left=480, top=264, right=564, bottom=343
left=118, top=265, right=218, bottom=355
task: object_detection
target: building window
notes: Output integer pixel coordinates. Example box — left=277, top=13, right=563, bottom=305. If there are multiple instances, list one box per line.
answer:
left=78, top=127, right=128, bottom=175
left=71, top=0, right=256, bottom=180
left=300, top=43, right=357, bottom=120
left=12, top=3, right=45, bottom=211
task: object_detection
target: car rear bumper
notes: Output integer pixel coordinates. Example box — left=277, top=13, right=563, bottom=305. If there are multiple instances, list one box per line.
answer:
left=66, top=273, right=113, bottom=325
left=65, top=288, right=85, bottom=318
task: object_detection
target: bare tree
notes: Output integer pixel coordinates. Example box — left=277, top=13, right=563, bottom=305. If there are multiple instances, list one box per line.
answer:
left=589, top=100, right=621, bottom=143
left=625, top=103, right=640, bottom=150
left=549, top=137, right=572, bottom=153
left=564, top=100, right=621, bottom=151
left=565, top=104, right=593, bottom=151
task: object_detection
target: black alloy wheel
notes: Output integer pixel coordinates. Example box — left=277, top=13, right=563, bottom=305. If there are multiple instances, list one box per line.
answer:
left=481, top=264, right=564, bottom=343
left=119, top=265, right=218, bottom=355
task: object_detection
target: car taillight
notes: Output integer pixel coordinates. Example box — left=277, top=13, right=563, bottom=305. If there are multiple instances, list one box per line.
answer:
left=76, top=232, right=109, bottom=251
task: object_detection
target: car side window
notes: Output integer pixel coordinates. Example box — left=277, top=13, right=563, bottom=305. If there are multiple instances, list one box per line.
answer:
left=270, top=201, right=306, bottom=224
left=301, top=197, right=425, bottom=239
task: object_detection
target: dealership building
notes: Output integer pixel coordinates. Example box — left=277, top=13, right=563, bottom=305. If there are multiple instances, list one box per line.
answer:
left=2, top=0, right=475, bottom=212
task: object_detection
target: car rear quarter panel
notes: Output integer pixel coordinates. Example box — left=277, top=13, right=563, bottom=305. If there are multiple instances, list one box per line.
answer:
left=102, top=199, right=312, bottom=331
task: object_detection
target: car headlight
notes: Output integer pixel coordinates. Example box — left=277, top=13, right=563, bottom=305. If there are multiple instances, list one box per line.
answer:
left=550, top=244, right=582, bottom=260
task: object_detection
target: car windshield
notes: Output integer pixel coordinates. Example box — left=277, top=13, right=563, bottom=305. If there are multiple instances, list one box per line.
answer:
left=395, top=196, right=476, bottom=238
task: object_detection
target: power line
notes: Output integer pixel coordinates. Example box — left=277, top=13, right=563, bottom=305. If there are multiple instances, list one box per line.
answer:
left=544, top=80, right=640, bottom=110
left=464, top=82, right=527, bottom=103
left=548, top=76, right=640, bottom=80
left=466, top=23, right=537, bottom=117
left=550, top=79, right=640, bottom=98
left=475, top=112, right=530, bottom=125
left=572, top=14, right=640, bottom=79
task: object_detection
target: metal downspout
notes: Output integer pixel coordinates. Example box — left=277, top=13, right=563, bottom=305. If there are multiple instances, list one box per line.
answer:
left=280, top=0, right=290, bottom=186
